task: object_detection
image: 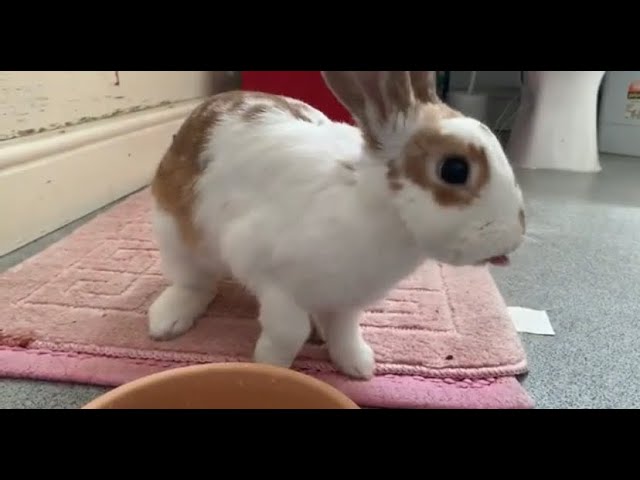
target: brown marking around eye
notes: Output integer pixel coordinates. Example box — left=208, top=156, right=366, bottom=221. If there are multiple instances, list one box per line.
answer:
left=402, top=128, right=490, bottom=207
left=383, top=103, right=465, bottom=194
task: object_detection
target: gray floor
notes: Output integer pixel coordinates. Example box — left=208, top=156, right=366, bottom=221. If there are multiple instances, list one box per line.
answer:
left=1, top=154, right=639, bottom=409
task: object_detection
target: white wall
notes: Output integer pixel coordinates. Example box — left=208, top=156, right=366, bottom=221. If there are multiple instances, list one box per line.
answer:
left=0, top=71, right=233, bottom=141
left=448, top=71, right=523, bottom=131
left=598, top=71, right=640, bottom=157
left=0, top=71, right=239, bottom=255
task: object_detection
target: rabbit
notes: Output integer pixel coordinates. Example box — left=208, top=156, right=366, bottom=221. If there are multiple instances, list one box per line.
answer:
left=148, top=71, right=526, bottom=380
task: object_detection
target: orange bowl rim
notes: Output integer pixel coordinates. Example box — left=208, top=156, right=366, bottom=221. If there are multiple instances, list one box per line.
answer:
left=82, top=362, right=359, bottom=409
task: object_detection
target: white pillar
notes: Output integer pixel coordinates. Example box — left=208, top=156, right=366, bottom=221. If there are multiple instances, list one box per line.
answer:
left=507, top=71, right=606, bottom=172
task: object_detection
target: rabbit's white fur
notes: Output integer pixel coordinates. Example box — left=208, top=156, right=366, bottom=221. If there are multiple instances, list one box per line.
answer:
left=148, top=72, right=525, bottom=379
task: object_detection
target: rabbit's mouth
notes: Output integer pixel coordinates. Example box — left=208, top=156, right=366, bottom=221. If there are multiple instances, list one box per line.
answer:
left=480, top=255, right=510, bottom=267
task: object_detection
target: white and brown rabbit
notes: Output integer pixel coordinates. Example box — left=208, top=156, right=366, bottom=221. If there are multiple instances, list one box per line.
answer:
left=148, top=71, right=525, bottom=379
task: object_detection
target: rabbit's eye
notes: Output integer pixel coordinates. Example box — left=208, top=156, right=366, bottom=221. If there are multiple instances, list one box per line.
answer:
left=439, top=156, right=469, bottom=185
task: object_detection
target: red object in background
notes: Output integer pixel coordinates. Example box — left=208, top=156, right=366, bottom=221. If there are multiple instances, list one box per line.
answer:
left=241, top=71, right=354, bottom=124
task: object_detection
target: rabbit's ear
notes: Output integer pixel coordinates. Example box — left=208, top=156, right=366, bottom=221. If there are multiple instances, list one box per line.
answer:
left=321, top=71, right=369, bottom=121
left=409, top=71, right=440, bottom=104
left=323, top=71, right=420, bottom=149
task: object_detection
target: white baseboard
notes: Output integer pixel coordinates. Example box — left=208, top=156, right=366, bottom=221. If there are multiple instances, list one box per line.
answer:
left=0, top=99, right=201, bottom=256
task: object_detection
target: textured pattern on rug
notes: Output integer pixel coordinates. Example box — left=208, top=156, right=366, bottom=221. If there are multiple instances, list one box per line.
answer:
left=0, top=189, right=533, bottom=409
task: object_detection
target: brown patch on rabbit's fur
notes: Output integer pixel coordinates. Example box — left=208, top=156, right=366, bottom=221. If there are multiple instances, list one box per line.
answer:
left=241, top=93, right=315, bottom=123
left=519, top=208, right=526, bottom=234
left=402, top=126, right=490, bottom=207
left=151, top=93, right=244, bottom=247
left=242, top=104, right=271, bottom=122
left=152, top=152, right=201, bottom=248
left=151, top=91, right=320, bottom=247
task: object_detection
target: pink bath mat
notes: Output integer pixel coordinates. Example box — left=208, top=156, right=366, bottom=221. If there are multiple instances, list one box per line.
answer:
left=0, top=189, right=533, bottom=409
